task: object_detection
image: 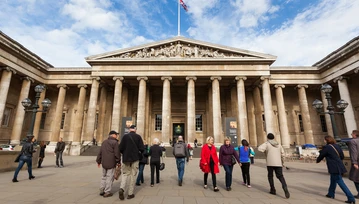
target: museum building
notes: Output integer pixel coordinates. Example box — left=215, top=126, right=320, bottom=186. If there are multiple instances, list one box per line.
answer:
left=0, top=31, right=358, bottom=155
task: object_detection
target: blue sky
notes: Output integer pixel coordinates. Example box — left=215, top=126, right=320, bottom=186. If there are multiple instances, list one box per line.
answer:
left=1, top=0, right=359, bottom=67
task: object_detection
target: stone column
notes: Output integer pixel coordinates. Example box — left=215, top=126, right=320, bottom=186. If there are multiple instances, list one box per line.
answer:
left=137, top=77, right=148, bottom=137
left=235, top=76, right=249, bottom=141
left=70, top=85, right=87, bottom=155
left=96, top=85, right=108, bottom=145
left=0, top=67, right=16, bottom=125
left=296, top=85, right=314, bottom=144
left=211, top=76, right=222, bottom=145
left=186, top=76, right=196, bottom=146
left=321, top=91, right=333, bottom=136
left=275, top=85, right=290, bottom=148
left=253, top=86, right=265, bottom=145
left=161, top=77, right=172, bottom=145
left=48, top=85, right=68, bottom=153
left=84, top=77, right=100, bottom=144
left=261, top=77, right=275, bottom=135
left=10, top=77, right=33, bottom=144
left=335, top=76, right=358, bottom=137
left=246, top=89, right=257, bottom=146
left=111, top=77, right=124, bottom=131
left=33, top=89, right=47, bottom=140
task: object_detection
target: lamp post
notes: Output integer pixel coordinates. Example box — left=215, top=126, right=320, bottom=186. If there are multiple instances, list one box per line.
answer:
left=21, top=84, right=51, bottom=138
left=312, top=84, right=348, bottom=142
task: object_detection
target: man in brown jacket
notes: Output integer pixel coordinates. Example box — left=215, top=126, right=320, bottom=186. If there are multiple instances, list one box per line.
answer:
left=96, top=130, right=121, bottom=197
left=349, top=130, right=359, bottom=198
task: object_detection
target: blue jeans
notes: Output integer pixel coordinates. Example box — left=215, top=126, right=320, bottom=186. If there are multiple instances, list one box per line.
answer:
left=136, top=163, right=145, bottom=184
left=56, top=152, right=63, bottom=166
left=13, top=155, right=33, bottom=179
left=223, top=164, right=233, bottom=187
left=176, top=158, right=185, bottom=181
left=328, top=173, right=355, bottom=201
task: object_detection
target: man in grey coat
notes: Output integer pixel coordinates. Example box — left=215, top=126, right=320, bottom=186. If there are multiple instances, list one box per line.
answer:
left=96, top=130, right=121, bottom=197
left=349, top=130, right=359, bottom=198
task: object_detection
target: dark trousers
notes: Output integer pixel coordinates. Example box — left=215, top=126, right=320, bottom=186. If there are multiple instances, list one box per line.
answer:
left=56, top=152, right=63, bottom=166
left=241, top=162, right=251, bottom=185
left=136, top=163, right=145, bottom=184
left=354, top=182, right=359, bottom=196
left=204, top=160, right=217, bottom=187
left=267, top=166, right=287, bottom=191
left=223, top=164, right=233, bottom=187
left=150, top=161, right=160, bottom=185
left=250, top=157, right=254, bottom=164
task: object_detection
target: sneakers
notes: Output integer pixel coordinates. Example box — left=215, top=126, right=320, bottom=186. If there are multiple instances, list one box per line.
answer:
left=127, top=194, right=135, bottom=199
left=247, top=185, right=251, bottom=188
left=118, top=188, right=124, bottom=200
left=103, top=192, right=113, bottom=197
left=178, top=180, right=182, bottom=186
left=214, top=187, right=219, bottom=192
left=283, top=187, right=290, bottom=199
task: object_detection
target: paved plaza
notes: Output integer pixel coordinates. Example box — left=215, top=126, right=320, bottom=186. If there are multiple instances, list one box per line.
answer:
left=0, top=154, right=357, bottom=204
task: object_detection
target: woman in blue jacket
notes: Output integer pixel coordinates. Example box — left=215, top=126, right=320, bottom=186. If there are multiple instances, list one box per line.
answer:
left=317, top=136, right=355, bottom=203
left=239, top=139, right=255, bottom=188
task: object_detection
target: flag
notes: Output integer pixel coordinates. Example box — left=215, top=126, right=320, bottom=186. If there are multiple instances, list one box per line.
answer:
left=180, top=0, right=188, bottom=12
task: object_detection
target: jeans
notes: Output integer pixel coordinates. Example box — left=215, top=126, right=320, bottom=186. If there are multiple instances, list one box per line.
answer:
left=13, top=155, right=33, bottom=179
left=267, top=166, right=287, bottom=191
left=328, top=173, right=355, bottom=201
left=223, top=164, right=233, bottom=187
left=56, top=152, right=63, bottom=166
left=150, top=161, right=160, bottom=184
left=176, top=158, right=185, bottom=182
left=240, top=162, right=251, bottom=185
left=136, top=163, right=145, bottom=184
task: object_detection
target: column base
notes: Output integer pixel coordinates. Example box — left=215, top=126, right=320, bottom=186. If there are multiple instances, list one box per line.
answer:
left=10, top=140, right=20, bottom=145
left=45, top=142, right=58, bottom=154
left=69, top=142, right=81, bottom=156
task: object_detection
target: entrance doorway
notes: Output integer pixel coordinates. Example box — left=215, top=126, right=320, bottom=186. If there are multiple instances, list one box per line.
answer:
left=172, top=123, right=185, bottom=145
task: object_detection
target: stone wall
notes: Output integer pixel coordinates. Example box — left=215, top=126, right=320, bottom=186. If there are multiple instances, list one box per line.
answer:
left=0, top=147, right=39, bottom=172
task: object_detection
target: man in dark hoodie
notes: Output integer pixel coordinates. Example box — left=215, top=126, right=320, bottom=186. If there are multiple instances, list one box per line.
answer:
left=258, top=133, right=290, bottom=198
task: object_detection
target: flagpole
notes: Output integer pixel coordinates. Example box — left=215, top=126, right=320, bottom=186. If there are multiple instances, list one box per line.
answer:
left=178, top=0, right=180, bottom=36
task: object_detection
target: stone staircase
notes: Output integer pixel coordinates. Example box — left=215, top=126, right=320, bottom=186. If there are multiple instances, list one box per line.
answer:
left=80, top=145, right=101, bottom=156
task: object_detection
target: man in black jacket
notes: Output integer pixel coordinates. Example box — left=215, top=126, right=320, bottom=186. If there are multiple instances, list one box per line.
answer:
left=118, top=125, right=144, bottom=200
left=96, top=130, right=121, bottom=198
left=54, top=137, right=65, bottom=168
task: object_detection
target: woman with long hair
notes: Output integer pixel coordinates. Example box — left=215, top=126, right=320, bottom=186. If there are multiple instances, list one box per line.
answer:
left=37, top=141, right=46, bottom=168
left=239, top=139, right=255, bottom=188
left=200, top=136, right=220, bottom=192
left=149, top=138, right=162, bottom=187
left=317, top=136, right=355, bottom=203
left=219, top=137, right=239, bottom=191
left=12, top=136, right=36, bottom=182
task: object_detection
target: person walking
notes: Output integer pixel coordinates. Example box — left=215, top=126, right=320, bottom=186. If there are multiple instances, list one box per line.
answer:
left=96, top=130, right=121, bottom=198
left=258, top=133, right=290, bottom=198
left=118, top=125, right=145, bottom=200
left=149, top=138, right=162, bottom=187
left=239, top=139, right=255, bottom=188
left=317, top=135, right=355, bottom=203
left=249, top=146, right=255, bottom=164
left=54, top=137, right=66, bottom=168
left=37, top=141, right=46, bottom=168
left=188, top=143, right=193, bottom=160
left=173, top=135, right=189, bottom=186
left=136, top=140, right=149, bottom=186
left=194, top=138, right=198, bottom=148
left=12, top=135, right=36, bottom=182
left=200, top=136, right=220, bottom=192
left=219, top=137, right=240, bottom=191
left=349, top=130, right=359, bottom=199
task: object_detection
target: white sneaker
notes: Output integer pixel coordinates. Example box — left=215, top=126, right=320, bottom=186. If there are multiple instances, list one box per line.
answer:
left=247, top=185, right=251, bottom=188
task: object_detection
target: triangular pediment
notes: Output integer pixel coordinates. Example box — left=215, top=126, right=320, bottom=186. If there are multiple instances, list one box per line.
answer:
left=86, top=36, right=276, bottom=63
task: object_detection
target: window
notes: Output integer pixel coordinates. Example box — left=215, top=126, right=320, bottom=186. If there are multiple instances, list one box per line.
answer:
left=2, top=107, right=12, bottom=127
left=320, top=115, right=327, bottom=132
left=155, top=114, right=162, bottom=131
left=262, top=114, right=266, bottom=132
left=196, top=114, right=202, bottom=131
left=40, top=113, right=46, bottom=129
left=94, top=113, right=99, bottom=130
left=60, top=113, right=66, bottom=129
left=298, top=114, right=304, bottom=132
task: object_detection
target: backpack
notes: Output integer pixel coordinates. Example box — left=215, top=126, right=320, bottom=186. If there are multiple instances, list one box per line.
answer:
left=174, top=143, right=186, bottom=157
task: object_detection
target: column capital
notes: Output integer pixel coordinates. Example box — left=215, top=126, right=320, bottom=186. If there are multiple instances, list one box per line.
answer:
left=137, top=76, right=148, bottom=81
left=355, top=68, right=359, bottom=74
left=77, top=84, right=88, bottom=89
left=113, top=76, right=124, bottom=81
left=295, top=84, right=308, bottom=90
left=210, top=76, right=222, bottom=81
left=274, top=84, right=285, bottom=89
left=235, top=76, right=247, bottom=81
left=186, top=76, right=197, bottom=81
left=161, top=76, right=172, bottom=81
left=91, top=76, right=101, bottom=81
left=57, top=84, right=69, bottom=89
left=260, top=76, right=271, bottom=80
left=1, top=66, right=17, bottom=75
left=21, top=76, right=34, bottom=83
left=333, top=76, right=349, bottom=83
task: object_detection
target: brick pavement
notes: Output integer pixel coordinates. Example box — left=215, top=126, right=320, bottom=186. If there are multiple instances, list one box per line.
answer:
left=0, top=155, right=356, bottom=204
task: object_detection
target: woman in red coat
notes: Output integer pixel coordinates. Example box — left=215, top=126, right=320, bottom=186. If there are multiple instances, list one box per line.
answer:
left=200, top=136, right=220, bottom=192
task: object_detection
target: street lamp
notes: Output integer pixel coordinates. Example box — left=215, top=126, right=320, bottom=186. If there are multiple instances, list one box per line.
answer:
left=21, top=84, right=51, bottom=138
left=312, top=83, right=348, bottom=142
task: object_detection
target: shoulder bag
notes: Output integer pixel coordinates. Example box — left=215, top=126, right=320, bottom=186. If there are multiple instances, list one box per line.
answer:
left=128, top=135, right=143, bottom=160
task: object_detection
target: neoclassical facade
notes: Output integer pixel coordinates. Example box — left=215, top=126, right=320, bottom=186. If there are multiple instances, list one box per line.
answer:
left=0, top=31, right=358, bottom=155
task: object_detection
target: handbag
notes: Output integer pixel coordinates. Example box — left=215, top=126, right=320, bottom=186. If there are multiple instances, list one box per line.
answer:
left=114, top=165, right=121, bottom=180
left=231, top=155, right=237, bottom=165
left=159, top=157, right=165, bottom=171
